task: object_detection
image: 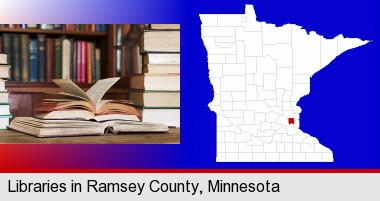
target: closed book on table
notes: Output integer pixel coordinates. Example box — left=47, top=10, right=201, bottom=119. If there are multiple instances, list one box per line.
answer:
left=137, top=107, right=180, bottom=128
left=54, top=38, right=62, bottom=79
left=143, top=53, right=180, bottom=65
left=0, top=65, right=11, bottom=79
left=130, top=74, right=180, bottom=91
left=29, top=39, right=38, bottom=82
left=21, top=34, right=29, bottom=82
left=143, top=64, right=180, bottom=74
left=37, top=34, right=46, bottom=82
left=12, top=34, right=21, bottom=81
left=0, top=53, right=7, bottom=65
left=149, top=24, right=180, bottom=30
left=129, top=90, right=180, bottom=108
left=0, top=103, right=11, bottom=115
left=140, top=31, right=180, bottom=53
left=0, top=92, right=9, bottom=103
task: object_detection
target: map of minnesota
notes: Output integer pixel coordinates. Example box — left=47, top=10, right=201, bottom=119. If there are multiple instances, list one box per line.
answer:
left=200, top=4, right=369, bottom=162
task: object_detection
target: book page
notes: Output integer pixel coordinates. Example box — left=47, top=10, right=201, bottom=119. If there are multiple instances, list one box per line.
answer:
left=86, top=77, right=120, bottom=111
left=52, top=79, right=92, bottom=102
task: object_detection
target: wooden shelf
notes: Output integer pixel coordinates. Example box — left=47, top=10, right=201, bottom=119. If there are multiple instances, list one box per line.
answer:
left=0, top=28, right=107, bottom=37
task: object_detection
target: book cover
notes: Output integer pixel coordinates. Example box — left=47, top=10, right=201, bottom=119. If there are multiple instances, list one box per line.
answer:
left=149, top=24, right=180, bottom=30
left=71, top=39, right=77, bottom=82
left=12, top=34, right=21, bottom=81
left=81, top=41, right=87, bottom=83
left=86, top=42, right=92, bottom=84
left=140, top=31, right=180, bottom=53
left=29, top=39, right=38, bottom=82
left=20, top=34, right=29, bottom=82
left=91, top=42, right=96, bottom=83
left=62, top=38, right=71, bottom=79
left=37, top=34, right=46, bottom=82
left=95, top=48, right=101, bottom=82
left=54, top=38, right=62, bottom=79
left=46, top=38, right=54, bottom=83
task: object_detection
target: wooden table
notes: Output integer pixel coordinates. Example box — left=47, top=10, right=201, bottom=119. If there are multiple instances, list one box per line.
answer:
left=0, top=128, right=180, bottom=144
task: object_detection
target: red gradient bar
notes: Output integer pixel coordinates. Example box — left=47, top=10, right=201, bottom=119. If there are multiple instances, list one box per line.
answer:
left=1, top=169, right=380, bottom=173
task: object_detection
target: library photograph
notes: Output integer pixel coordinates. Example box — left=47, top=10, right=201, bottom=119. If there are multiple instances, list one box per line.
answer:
left=0, top=24, right=180, bottom=144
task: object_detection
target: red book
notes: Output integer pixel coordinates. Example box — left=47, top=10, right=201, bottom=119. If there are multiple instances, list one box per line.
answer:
left=86, top=42, right=92, bottom=84
left=81, top=41, right=87, bottom=83
left=46, top=38, right=54, bottom=82
left=76, top=41, right=81, bottom=83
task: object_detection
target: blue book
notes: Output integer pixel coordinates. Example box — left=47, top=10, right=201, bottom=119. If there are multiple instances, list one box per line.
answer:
left=29, top=39, right=38, bottom=82
left=37, top=34, right=46, bottom=82
left=95, top=24, right=101, bottom=32
left=101, top=24, right=107, bottom=32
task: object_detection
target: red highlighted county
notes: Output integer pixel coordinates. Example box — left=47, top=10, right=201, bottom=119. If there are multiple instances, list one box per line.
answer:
left=288, top=118, right=294, bottom=125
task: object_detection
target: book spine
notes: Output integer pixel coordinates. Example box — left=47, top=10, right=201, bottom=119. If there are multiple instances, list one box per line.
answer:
left=37, top=34, right=46, bottom=82
left=29, top=39, right=38, bottom=82
left=86, top=42, right=92, bottom=84
left=0, top=35, right=2, bottom=53
left=12, top=34, right=21, bottom=81
left=95, top=24, right=101, bottom=32
left=95, top=48, right=101, bottom=82
left=53, top=24, right=63, bottom=30
left=20, top=34, right=29, bottom=82
left=81, top=41, right=86, bottom=83
left=46, top=38, right=54, bottom=83
left=91, top=43, right=96, bottom=82
left=76, top=41, right=81, bottom=83
left=54, top=38, right=62, bottom=79
left=71, top=39, right=77, bottom=82
left=62, top=39, right=71, bottom=79
left=1, top=34, right=12, bottom=67
left=102, top=24, right=108, bottom=32
left=27, top=24, right=37, bottom=29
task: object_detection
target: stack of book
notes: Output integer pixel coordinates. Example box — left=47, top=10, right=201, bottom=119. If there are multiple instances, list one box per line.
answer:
left=1, top=34, right=101, bottom=83
left=0, top=53, right=12, bottom=129
left=130, top=24, right=180, bottom=127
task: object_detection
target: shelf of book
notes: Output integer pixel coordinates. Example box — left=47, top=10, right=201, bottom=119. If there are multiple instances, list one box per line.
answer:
left=0, top=28, right=107, bottom=37
left=0, top=24, right=135, bottom=118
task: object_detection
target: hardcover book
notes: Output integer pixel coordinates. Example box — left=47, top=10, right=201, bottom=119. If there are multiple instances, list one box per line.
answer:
left=21, top=34, right=29, bottom=82
left=29, top=39, right=38, bottom=82
left=130, top=74, right=180, bottom=91
left=8, top=117, right=169, bottom=138
left=149, top=24, right=180, bottom=30
left=129, top=90, right=180, bottom=108
left=12, top=34, right=21, bottom=81
left=37, top=34, right=47, bottom=82
left=140, top=31, right=180, bottom=53
left=0, top=53, right=7, bottom=64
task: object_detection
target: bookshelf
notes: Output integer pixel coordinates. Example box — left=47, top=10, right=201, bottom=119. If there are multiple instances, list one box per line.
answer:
left=0, top=25, right=131, bottom=117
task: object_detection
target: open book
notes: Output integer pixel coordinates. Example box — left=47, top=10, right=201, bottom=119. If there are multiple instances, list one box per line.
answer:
left=34, top=77, right=141, bottom=121
left=8, top=117, right=169, bottom=137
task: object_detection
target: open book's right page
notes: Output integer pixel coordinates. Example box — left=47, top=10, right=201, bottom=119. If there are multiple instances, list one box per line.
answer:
left=86, top=77, right=120, bottom=111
